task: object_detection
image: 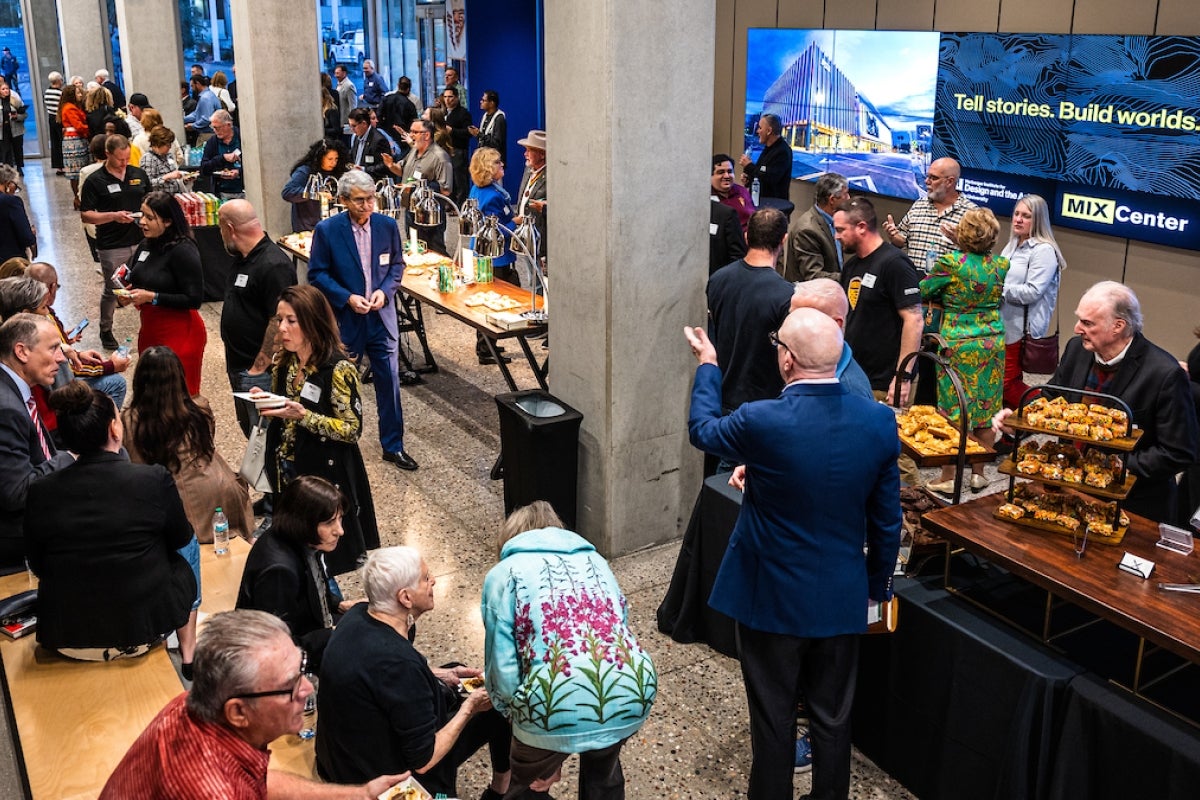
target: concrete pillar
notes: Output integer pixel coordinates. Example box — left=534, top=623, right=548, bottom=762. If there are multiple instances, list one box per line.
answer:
left=114, top=0, right=185, bottom=136
left=26, top=0, right=66, bottom=153
left=229, top=2, right=322, bottom=238
left=54, top=0, right=108, bottom=81
left=545, top=0, right=715, bottom=556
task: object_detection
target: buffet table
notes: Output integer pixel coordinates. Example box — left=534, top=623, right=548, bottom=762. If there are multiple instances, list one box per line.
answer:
left=922, top=493, right=1200, bottom=687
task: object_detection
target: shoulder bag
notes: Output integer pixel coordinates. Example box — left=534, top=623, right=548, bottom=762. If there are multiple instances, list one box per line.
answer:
left=239, top=419, right=273, bottom=493
left=1020, top=300, right=1060, bottom=374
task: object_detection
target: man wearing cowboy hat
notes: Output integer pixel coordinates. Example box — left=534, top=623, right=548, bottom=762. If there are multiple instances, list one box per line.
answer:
left=514, top=129, right=547, bottom=268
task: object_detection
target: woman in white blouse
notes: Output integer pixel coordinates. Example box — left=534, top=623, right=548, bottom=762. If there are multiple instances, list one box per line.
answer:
left=1000, top=193, right=1067, bottom=409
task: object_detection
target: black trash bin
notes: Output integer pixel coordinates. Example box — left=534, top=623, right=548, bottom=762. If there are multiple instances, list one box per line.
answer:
left=495, top=390, right=583, bottom=529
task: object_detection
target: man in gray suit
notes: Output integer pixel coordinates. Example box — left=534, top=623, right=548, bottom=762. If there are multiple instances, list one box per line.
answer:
left=0, top=313, right=75, bottom=567
left=785, top=172, right=849, bottom=283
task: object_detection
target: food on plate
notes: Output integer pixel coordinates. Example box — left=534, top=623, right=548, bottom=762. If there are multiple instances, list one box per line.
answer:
left=1017, top=458, right=1043, bottom=475
left=1021, top=396, right=1131, bottom=440
left=460, top=676, right=484, bottom=692
left=997, top=503, right=1025, bottom=520
left=895, top=406, right=987, bottom=456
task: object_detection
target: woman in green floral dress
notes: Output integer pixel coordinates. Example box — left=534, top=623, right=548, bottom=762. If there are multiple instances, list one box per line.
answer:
left=921, top=207, right=1009, bottom=493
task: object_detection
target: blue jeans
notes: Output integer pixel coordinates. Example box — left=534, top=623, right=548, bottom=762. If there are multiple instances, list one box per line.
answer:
left=84, top=372, right=128, bottom=409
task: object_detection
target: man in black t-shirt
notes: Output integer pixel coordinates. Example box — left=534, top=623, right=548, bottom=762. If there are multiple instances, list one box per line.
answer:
left=837, top=196, right=924, bottom=485
left=738, top=114, right=792, bottom=201
left=836, top=197, right=923, bottom=400
left=79, top=134, right=148, bottom=350
left=217, top=199, right=297, bottom=437
left=706, top=208, right=794, bottom=413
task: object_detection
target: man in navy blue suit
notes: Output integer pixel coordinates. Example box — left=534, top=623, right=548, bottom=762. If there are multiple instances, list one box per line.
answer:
left=308, top=170, right=418, bottom=471
left=685, top=308, right=901, bottom=800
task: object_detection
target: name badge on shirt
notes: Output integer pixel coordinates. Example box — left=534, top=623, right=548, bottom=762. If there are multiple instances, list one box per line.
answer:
left=861, top=272, right=878, bottom=289
left=503, top=205, right=511, bottom=215
left=300, top=382, right=322, bottom=403
left=379, top=254, right=390, bottom=266
left=234, top=273, right=249, bottom=288
left=364, top=156, right=375, bottom=164
left=106, top=184, right=121, bottom=194
left=413, top=169, right=423, bottom=181
left=709, top=222, right=719, bottom=235
left=137, top=250, right=149, bottom=262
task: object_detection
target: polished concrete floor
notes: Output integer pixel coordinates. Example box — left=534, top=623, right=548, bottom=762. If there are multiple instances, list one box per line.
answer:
left=0, top=160, right=922, bottom=799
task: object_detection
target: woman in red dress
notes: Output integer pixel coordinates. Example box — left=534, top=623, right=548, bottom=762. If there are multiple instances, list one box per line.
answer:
left=120, top=191, right=206, bottom=394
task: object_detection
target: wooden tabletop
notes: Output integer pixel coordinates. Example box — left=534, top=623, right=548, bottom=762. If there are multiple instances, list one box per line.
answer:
left=401, top=271, right=545, bottom=339
left=922, top=494, right=1200, bottom=663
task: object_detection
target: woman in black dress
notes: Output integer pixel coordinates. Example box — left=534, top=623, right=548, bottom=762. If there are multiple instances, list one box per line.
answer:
left=255, top=284, right=378, bottom=574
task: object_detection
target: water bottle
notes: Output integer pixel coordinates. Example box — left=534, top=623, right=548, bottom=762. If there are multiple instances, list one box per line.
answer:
left=115, top=337, right=132, bottom=359
left=298, top=673, right=318, bottom=740
left=751, top=177, right=761, bottom=206
left=212, top=508, right=229, bottom=556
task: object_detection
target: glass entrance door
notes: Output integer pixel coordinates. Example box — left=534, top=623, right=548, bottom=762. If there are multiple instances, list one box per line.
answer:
left=414, top=2, right=445, bottom=110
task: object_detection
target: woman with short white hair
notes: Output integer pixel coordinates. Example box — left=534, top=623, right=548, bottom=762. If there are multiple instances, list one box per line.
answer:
left=316, top=547, right=513, bottom=800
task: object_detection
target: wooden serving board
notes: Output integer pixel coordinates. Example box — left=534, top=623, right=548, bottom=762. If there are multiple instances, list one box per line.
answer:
left=992, top=510, right=1128, bottom=547
left=997, top=459, right=1137, bottom=501
left=1006, top=417, right=1142, bottom=451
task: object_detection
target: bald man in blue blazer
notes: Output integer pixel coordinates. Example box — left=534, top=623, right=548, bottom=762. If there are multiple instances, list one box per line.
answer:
left=308, top=170, right=417, bottom=471
left=686, top=308, right=901, bottom=800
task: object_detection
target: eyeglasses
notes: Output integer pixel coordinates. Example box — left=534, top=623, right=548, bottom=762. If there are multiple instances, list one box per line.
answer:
left=345, top=194, right=376, bottom=207
left=229, top=651, right=308, bottom=703
left=925, top=173, right=950, bottom=182
left=768, top=330, right=799, bottom=361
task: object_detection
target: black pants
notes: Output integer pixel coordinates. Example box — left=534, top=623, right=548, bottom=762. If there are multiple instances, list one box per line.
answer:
left=48, top=114, right=63, bottom=169
left=736, top=623, right=859, bottom=800
left=423, top=706, right=511, bottom=798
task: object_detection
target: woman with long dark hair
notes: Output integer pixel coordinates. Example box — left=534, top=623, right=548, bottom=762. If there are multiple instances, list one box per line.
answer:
left=119, top=191, right=206, bottom=394
left=25, top=381, right=197, bottom=665
left=255, top=284, right=378, bottom=574
left=281, top=138, right=350, bottom=232
left=122, top=345, right=253, bottom=543
left=236, top=475, right=358, bottom=669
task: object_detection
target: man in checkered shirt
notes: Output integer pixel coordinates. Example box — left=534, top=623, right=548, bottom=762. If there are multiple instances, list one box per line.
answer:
left=882, top=157, right=976, bottom=274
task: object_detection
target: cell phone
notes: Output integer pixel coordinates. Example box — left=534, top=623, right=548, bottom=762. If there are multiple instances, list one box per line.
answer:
left=68, top=318, right=89, bottom=339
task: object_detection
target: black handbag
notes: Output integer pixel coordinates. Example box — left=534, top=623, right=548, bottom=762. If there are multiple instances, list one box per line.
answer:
left=1020, top=304, right=1059, bottom=374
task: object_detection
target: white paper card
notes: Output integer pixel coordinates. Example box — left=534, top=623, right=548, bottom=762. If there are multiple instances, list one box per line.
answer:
left=709, top=222, right=719, bottom=235
left=234, top=273, right=248, bottom=288
left=300, top=382, right=321, bottom=403
left=1117, top=552, right=1155, bottom=579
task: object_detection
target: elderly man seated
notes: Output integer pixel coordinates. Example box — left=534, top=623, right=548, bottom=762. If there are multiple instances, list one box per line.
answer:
left=100, top=610, right=405, bottom=799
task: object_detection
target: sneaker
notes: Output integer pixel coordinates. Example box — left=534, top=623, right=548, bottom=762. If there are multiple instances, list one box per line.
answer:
left=794, top=733, right=813, bottom=773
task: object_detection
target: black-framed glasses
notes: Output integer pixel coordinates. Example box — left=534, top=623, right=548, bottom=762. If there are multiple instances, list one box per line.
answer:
left=768, top=330, right=799, bottom=361
left=229, top=651, right=308, bottom=703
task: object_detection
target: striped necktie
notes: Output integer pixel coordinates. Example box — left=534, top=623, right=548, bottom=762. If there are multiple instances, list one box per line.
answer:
left=26, top=397, right=50, bottom=460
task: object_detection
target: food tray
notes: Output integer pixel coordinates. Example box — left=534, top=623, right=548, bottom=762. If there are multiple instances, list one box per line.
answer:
left=992, top=510, right=1128, bottom=547
left=997, top=459, right=1137, bottom=501
left=899, top=435, right=995, bottom=467
left=1006, top=417, right=1142, bottom=451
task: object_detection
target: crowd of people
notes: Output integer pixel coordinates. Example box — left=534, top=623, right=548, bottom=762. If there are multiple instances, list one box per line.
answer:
left=705, top=147, right=1200, bottom=798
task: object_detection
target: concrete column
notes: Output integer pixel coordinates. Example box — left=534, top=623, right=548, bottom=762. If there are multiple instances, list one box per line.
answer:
left=54, top=0, right=108, bottom=80
left=26, top=0, right=66, bottom=154
left=229, top=1, right=322, bottom=238
left=114, top=0, right=185, bottom=136
left=545, top=0, right=715, bottom=556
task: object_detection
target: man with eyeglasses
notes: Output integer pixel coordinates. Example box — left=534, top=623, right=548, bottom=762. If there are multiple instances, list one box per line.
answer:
left=882, top=156, right=975, bottom=273
left=308, top=170, right=418, bottom=472
left=347, top=107, right=392, bottom=181
left=383, top=119, right=452, bottom=256
left=100, top=610, right=406, bottom=799
left=685, top=308, right=900, bottom=800
left=200, top=109, right=244, bottom=199
left=711, top=153, right=755, bottom=233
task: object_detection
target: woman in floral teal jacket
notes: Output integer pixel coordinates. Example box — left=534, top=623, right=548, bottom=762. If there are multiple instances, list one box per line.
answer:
left=481, top=502, right=657, bottom=799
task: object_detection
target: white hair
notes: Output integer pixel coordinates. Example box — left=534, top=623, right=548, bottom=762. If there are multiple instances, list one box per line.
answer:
left=362, top=547, right=422, bottom=616
left=48, top=71, right=63, bottom=85
left=95, top=69, right=109, bottom=80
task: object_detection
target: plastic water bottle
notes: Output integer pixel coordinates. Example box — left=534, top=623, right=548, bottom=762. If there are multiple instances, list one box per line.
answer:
left=298, top=674, right=318, bottom=739
left=751, top=177, right=761, bottom=206
left=213, top=508, right=229, bottom=556
left=115, top=337, right=132, bottom=359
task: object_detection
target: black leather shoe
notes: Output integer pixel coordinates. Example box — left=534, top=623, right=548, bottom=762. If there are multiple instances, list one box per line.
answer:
left=383, top=450, right=419, bottom=471
left=100, top=331, right=120, bottom=350
left=478, top=353, right=512, bottom=365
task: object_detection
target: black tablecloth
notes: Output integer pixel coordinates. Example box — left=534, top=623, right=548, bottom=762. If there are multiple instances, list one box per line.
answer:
left=853, top=578, right=1084, bottom=800
left=1047, top=671, right=1200, bottom=799
left=656, top=473, right=741, bottom=658
left=194, top=226, right=236, bottom=301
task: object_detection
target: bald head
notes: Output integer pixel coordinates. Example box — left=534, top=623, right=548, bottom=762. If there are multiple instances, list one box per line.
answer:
left=790, top=278, right=849, bottom=329
left=778, top=308, right=842, bottom=379
left=27, top=262, right=57, bottom=285
left=218, top=200, right=265, bottom=256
